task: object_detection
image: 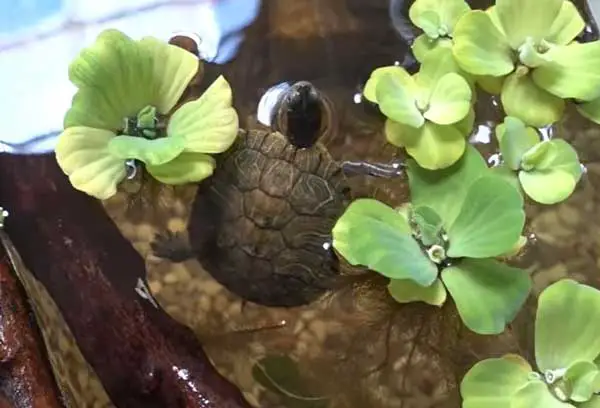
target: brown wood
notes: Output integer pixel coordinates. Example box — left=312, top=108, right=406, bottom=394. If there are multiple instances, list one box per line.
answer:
left=0, top=239, right=66, bottom=408
left=0, top=153, right=251, bottom=408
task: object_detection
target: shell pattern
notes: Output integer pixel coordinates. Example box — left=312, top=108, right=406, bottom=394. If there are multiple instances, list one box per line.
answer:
left=187, top=128, right=351, bottom=307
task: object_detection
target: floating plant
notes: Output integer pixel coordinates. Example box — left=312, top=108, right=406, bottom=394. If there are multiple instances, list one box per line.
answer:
left=363, top=47, right=475, bottom=170
left=452, top=0, right=600, bottom=127
left=408, top=0, right=470, bottom=62
left=461, top=279, right=600, bottom=408
left=331, top=145, right=531, bottom=335
left=55, top=29, right=239, bottom=200
left=493, top=116, right=583, bottom=205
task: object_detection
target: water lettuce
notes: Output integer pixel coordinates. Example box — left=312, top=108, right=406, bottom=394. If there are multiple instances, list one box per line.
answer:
left=363, top=47, right=474, bottom=170
left=493, top=116, right=583, bottom=205
left=55, top=29, right=239, bottom=199
left=409, top=0, right=470, bottom=62
left=452, top=0, right=600, bottom=127
left=332, top=145, right=531, bottom=334
left=461, top=279, right=600, bottom=407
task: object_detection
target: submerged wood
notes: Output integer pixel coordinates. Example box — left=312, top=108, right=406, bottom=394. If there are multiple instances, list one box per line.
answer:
left=0, top=154, right=251, bottom=408
left=0, top=241, right=66, bottom=408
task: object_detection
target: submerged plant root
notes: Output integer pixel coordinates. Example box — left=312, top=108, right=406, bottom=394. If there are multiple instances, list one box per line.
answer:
left=0, top=154, right=252, bottom=408
left=0, top=245, right=65, bottom=407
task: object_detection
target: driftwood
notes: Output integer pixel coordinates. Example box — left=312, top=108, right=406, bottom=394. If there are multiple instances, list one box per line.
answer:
left=0, top=238, right=66, bottom=408
left=0, top=153, right=251, bottom=408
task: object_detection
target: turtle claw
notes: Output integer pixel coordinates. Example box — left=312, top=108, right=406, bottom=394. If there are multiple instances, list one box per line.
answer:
left=150, top=231, right=194, bottom=263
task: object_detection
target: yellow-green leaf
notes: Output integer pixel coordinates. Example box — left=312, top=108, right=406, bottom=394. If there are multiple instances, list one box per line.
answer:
left=501, top=71, right=565, bottom=127
left=363, top=66, right=416, bottom=103
left=546, top=0, right=585, bottom=45
left=495, top=0, right=562, bottom=49
left=108, top=134, right=185, bottom=166
left=146, top=152, right=216, bottom=184
left=423, top=72, right=472, bottom=125
left=533, top=41, right=600, bottom=101
left=55, top=126, right=126, bottom=200
left=452, top=10, right=514, bottom=77
left=168, top=75, right=240, bottom=154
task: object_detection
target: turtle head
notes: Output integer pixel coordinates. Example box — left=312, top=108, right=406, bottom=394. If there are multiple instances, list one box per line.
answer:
left=275, top=81, right=331, bottom=149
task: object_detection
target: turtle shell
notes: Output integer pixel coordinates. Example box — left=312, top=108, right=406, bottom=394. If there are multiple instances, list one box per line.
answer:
left=187, top=128, right=351, bottom=307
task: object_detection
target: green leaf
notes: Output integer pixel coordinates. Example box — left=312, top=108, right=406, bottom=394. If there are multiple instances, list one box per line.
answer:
left=388, top=121, right=466, bottom=170
left=518, top=139, right=582, bottom=205
left=461, top=355, right=532, bottom=408
left=416, top=46, right=463, bottom=97
left=501, top=70, right=565, bottom=127
left=447, top=175, right=525, bottom=258
left=137, top=36, right=199, bottom=114
left=332, top=199, right=438, bottom=286
left=168, top=75, right=240, bottom=154
left=411, top=34, right=453, bottom=63
left=535, top=279, right=600, bottom=373
left=532, top=42, right=600, bottom=101
left=546, top=0, right=586, bottom=45
left=108, top=135, right=185, bottom=166
left=137, top=105, right=157, bottom=129
left=490, top=164, right=522, bottom=192
left=581, top=398, right=600, bottom=408
left=511, top=380, right=574, bottom=408
left=252, top=355, right=329, bottom=408
left=388, top=278, right=447, bottom=306
left=412, top=9, right=442, bottom=38
left=407, top=144, right=488, bottom=228
left=495, top=0, right=562, bottom=49
left=576, top=97, right=600, bottom=125
left=519, top=37, right=553, bottom=68
left=55, top=127, right=126, bottom=200
left=376, top=74, right=424, bottom=129
left=475, top=75, right=505, bottom=95
left=408, top=0, right=470, bottom=36
left=520, top=141, right=552, bottom=170
left=146, top=152, right=216, bottom=184
left=452, top=11, right=514, bottom=77
left=564, top=361, right=600, bottom=402
left=66, top=29, right=198, bottom=129
left=454, top=107, right=475, bottom=136
left=423, top=73, right=472, bottom=125
left=441, top=258, right=531, bottom=334
left=411, top=206, right=444, bottom=246
left=363, top=66, right=416, bottom=103
left=496, top=116, right=541, bottom=170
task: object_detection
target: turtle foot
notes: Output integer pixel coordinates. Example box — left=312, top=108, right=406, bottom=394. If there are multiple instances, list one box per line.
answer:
left=150, top=231, right=194, bottom=263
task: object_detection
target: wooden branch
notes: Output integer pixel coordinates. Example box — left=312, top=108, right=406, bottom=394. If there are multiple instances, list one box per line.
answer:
left=0, top=239, right=66, bottom=408
left=0, top=153, right=251, bottom=408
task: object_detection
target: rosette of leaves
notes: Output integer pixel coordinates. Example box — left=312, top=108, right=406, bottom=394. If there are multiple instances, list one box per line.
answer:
left=452, top=0, right=600, bottom=127
left=55, top=29, right=239, bottom=200
left=493, top=116, right=583, bottom=205
left=363, top=47, right=475, bottom=170
left=461, top=279, right=600, bottom=408
left=331, top=145, right=531, bottom=334
left=408, top=0, right=470, bottom=62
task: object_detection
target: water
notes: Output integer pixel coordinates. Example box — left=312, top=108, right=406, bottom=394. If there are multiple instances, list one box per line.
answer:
left=5, top=0, right=600, bottom=407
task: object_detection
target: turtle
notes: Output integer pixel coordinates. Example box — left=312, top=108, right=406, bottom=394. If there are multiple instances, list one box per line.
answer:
left=151, top=80, right=403, bottom=307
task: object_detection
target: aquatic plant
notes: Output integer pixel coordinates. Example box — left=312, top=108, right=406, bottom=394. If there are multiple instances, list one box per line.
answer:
left=55, top=29, right=239, bottom=200
left=452, top=0, right=600, bottom=127
left=331, top=145, right=531, bottom=335
left=494, top=116, right=583, bottom=205
left=461, top=279, right=600, bottom=408
left=363, top=47, right=474, bottom=170
left=408, top=0, right=470, bottom=62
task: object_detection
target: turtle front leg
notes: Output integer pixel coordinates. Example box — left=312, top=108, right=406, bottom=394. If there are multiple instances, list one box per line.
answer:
left=150, top=231, right=195, bottom=263
left=340, top=160, right=405, bottom=179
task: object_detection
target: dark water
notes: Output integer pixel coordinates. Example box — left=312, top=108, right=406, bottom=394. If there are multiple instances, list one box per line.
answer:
left=11, top=1, right=600, bottom=407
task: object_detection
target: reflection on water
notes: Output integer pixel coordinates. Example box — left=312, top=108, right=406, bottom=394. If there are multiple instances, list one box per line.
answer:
left=5, top=0, right=600, bottom=407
